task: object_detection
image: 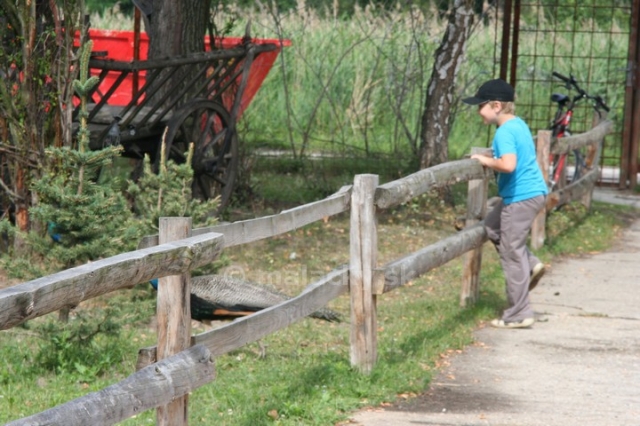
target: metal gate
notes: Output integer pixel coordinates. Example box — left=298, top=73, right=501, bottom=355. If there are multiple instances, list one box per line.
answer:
left=499, top=0, right=639, bottom=188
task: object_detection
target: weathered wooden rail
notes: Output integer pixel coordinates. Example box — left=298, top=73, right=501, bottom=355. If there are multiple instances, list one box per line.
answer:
left=2, top=118, right=613, bottom=425
left=0, top=232, right=225, bottom=331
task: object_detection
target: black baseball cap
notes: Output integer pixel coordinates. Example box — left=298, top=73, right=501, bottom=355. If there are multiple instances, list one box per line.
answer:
left=463, top=79, right=515, bottom=105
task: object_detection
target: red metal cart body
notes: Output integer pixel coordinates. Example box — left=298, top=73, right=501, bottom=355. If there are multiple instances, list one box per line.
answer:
left=86, top=28, right=289, bottom=115
left=77, top=28, right=290, bottom=209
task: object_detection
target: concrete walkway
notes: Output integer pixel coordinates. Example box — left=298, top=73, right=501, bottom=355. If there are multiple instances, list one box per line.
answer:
left=349, top=188, right=640, bottom=426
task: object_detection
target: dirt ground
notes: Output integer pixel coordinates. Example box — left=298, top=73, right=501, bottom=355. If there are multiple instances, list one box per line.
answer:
left=0, top=269, right=18, bottom=289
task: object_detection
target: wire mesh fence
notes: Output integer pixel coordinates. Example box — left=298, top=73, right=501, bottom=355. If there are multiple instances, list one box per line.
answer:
left=502, top=0, right=634, bottom=185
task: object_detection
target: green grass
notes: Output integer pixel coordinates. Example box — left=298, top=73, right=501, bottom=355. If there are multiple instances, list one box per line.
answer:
left=1, top=197, right=636, bottom=425
left=542, top=201, right=636, bottom=255
left=233, top=155, right=416, bottom=210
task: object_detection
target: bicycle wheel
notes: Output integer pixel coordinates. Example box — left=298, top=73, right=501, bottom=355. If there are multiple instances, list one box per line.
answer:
left=160, top=99, right=238, bottom=212
left=570, top=149, right=586, bottom=183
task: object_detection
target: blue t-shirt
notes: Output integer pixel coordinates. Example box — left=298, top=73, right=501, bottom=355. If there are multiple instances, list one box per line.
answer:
left=492, top=117, right=548, bottom=204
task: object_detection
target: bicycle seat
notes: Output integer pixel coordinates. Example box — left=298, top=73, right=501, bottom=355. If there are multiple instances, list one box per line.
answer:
left=550, top=93, right=570, bottom=104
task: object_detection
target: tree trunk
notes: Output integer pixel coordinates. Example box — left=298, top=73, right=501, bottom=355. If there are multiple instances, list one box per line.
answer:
left=147, top=0, right=211, bottom=103
left=419, top=0, right=475, bottom=169
left=141, top=0, right=214, bottom=57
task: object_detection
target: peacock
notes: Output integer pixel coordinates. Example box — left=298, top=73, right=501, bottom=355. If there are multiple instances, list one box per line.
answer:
left=149, top=275, right=342, bottom=323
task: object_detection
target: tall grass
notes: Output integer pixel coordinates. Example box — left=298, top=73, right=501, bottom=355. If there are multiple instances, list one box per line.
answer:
left=232, top=2, right=446, bottom=158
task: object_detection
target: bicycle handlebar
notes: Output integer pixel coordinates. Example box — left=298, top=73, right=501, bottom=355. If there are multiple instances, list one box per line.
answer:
left=552, top=71, right=610, bottom=112
left=552, top=71, right=573, bottom=86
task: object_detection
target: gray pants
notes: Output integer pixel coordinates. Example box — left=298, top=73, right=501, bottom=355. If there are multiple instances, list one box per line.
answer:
left=485, top=195, right=545, bottom=322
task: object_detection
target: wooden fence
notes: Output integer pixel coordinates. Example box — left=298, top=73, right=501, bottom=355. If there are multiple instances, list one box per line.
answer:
left=0, top=119, right=612, bottom=426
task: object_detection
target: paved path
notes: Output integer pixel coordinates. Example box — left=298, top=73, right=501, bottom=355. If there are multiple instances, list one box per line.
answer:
left=349, top=189, right=640, bottom=426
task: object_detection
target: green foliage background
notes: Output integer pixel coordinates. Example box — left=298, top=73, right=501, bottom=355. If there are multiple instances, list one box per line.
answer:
left=88, top=0, right=630, bottom=175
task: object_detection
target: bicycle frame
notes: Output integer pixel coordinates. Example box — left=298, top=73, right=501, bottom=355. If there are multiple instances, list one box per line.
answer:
left=549, top=97, right=574, bottom=187
left=547, top=72, right=608, bottom=192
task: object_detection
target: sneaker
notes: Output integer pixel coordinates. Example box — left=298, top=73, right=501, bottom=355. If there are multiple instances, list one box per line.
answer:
left=490, top=317, right=535, bottom=329
left=529, top=262, right=546, bottom=291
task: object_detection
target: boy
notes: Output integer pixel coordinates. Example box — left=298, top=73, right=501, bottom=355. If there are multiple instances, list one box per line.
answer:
left=463, top=78, right=548, bottom=329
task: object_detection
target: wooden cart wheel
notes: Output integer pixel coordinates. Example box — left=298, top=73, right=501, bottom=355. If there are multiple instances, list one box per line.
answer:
left=160, top=99, right=239, bottom=211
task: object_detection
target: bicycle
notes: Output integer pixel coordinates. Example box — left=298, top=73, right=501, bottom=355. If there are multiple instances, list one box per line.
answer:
left=548, top=71, right=610, bottom=192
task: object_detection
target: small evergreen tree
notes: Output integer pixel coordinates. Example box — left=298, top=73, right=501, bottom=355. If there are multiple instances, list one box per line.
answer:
left=126, top=131, right=220, bottom=238
left=0, top=41, right=137, bottom=278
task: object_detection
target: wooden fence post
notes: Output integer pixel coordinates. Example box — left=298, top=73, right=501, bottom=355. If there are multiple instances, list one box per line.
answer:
left=460, top=148, right=489, bottom=307
left=157, top=217, right=192, bottom=426
left=531, top=130, right=551, bottom=250
left=582, top=111, right=607, bottom=209
left=586, top=111, right=606, bottom=169
left=350, top=174, right=378, bottom=374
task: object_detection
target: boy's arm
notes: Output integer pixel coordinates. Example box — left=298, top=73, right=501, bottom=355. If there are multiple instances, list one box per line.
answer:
left=470, top=152, right=516, bottom=173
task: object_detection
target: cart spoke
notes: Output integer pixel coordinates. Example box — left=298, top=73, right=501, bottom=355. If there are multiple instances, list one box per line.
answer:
left=163, top=100, right=238, bottom=211
left=169, top=145, right=187, bottom=163
left=211, top=173, right=228, bottom=186
left=197, top=176, right=213, bottom=200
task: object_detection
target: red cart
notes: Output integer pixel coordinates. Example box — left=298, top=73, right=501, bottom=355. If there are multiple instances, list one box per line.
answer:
left=80, top=28, right=289, bottom=209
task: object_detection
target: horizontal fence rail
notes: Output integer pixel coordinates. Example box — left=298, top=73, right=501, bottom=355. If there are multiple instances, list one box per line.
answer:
left=195, top=267, right=349, bottom=356
left=546, top=168, right=599, bottom=210
left=6, top=345, right=215, bottom=426
left=138, top=186, right=353, bottom=249
left=550, top=119, right=613, bottom=154
left=137, top=267, right=350, bottom=368
left=375, top=159, right=486, bottom=209
left=0, top=233, right=224, bottom=331
left=375, top=223, right=487, bottom=294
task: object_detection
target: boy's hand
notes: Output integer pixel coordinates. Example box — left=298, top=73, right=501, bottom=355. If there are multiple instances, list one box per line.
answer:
left=471, top=153, right=491, bottom=167
left=471, top=153, right=516, bottom=173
